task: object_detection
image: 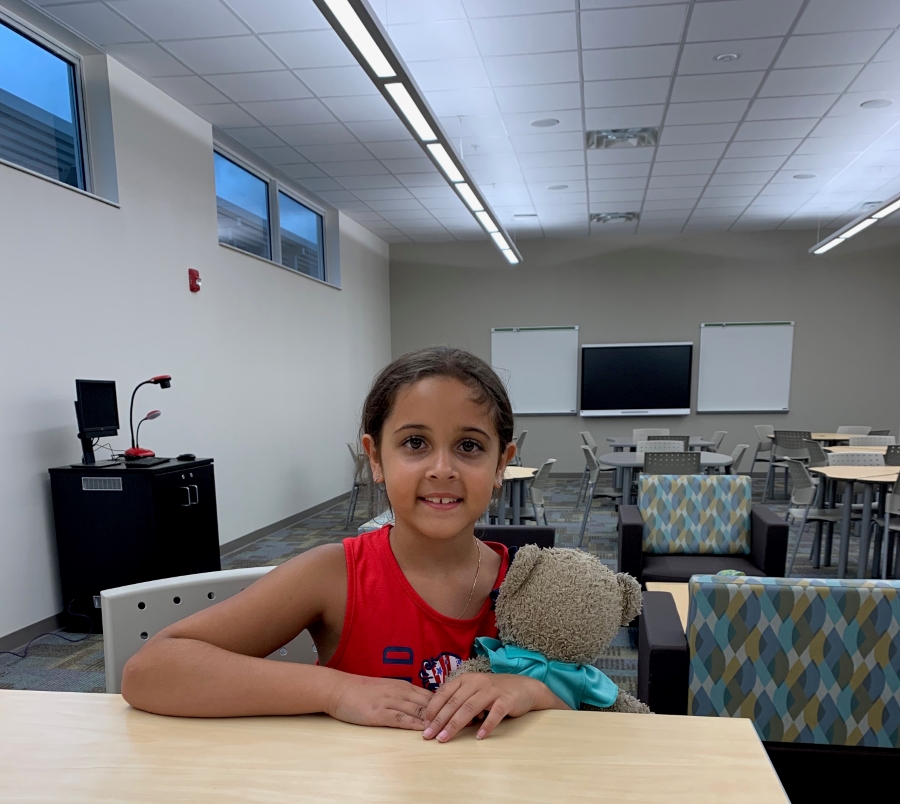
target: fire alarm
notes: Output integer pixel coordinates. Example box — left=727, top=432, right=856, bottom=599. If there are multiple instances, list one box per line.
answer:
left=188, top=268, right=201, bottom=293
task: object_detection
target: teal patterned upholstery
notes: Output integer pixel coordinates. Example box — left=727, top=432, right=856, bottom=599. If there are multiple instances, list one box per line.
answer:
left=638, top=475, right=751, bottom=555
left=687, top=575, right=900, bottom=748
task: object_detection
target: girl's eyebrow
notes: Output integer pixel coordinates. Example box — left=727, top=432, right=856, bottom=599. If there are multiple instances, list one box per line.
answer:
left=393, top=424, right=492, bottom=439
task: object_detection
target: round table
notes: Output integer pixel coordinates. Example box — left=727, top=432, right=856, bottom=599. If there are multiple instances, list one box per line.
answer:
left=606, top=437, right=716, bottom=451
left=497, top=466, right=537, bottom=526
left=597, top=452, right=734, bottom=504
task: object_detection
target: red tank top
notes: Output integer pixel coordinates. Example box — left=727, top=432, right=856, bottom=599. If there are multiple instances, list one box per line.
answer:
left=325, top=526, right=509, bottom=690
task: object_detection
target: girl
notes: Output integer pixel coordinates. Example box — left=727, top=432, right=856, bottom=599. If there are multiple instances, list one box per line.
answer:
left=122, top=347, right=567, bottom=742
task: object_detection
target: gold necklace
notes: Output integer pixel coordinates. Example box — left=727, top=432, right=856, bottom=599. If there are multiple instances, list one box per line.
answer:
left=457, top=538, right=482, bottom=619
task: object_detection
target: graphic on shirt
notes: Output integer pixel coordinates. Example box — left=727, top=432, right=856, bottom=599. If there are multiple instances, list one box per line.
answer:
left=419, top=652, right=462, bottom=691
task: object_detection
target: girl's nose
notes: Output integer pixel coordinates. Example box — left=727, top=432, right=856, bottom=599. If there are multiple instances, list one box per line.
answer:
left=426, top=449, right=459, bottom=478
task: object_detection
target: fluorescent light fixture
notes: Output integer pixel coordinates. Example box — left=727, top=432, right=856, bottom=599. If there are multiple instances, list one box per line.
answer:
left=475, top=211, right=498, bottom=232
left=813, top=238, right=845, bottom=255
left=490, top=231, right=510, bottom=250
left=427, top=143, right=463, bottom=183
left=455, top=182, right=483, bottom=212
left=873, top=198, right=900, bottom=219
left=501, top=249, right=519, bottom=265
left=384, top=82, right=435, bottom=141
left=841, top=217, right=878, bottom=238
left=323, top=0, right=395, bottom=78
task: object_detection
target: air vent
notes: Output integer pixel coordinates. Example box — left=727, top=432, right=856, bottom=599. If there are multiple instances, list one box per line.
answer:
left=82, top=477, right=123, bottom=491
left=590, top=212, right=640, bottom=224
left=586, top=128, right=658, bottom=149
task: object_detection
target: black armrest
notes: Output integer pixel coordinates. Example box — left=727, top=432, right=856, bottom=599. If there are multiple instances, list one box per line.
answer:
left=750, top=505, right=789, bottom=577
left=618, top=505, right=644, bottom=583
left=638, top=591, right=688, bottom=715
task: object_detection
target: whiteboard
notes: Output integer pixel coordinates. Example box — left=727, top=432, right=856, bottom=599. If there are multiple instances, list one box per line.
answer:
left=697, top=322, right=794, bottom=413
left=491, top=327, right=578, bottom=415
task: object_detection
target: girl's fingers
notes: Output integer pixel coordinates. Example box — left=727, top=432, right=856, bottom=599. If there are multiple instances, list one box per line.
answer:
left=424, top=678, right=460, bottom=723
left=387, top=710, right=428, bottom=730
left=426, top=691, right=494, bottom=742
left=475, top=698, right=511, bottom=739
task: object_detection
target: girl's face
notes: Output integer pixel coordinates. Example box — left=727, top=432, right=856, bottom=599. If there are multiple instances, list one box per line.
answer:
left=362, top=376, right=515, bottom=541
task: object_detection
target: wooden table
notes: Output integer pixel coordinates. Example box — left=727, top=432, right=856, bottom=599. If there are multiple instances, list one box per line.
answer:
left=646, top=582, right=689, bottom=631
left=496, top=465, right=537, bottom=525
left=823, top=445, right=889, bottom=454
left=0, top=690, right=789, bottom=803
left=767, top=433, right=857, bottom=442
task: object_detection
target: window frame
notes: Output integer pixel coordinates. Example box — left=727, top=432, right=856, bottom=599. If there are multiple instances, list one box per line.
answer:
left=213, top=145, right=330, bottom=285
left=0, top=8, right=92, bottom=194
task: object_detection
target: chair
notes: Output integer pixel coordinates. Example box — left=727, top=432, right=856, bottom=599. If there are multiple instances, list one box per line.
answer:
left=578, top=446, right=622, bottom=546
left=345, top=443, right=369, bottom=527
left=474, top=525, right=555, bottom=549
left=580, top=431, right=598, bottom=454
left=750, top=424, right=774, bottom=474
left=802, top=438, right=828, bottom=468
left=886, top=445, right=900, bottom=466
left=618, top=474, right=788, bottom=583
left=835, top=425, right=871, bottom=434
left=710, top=431, right=727, bottom=452
left=849, top=435, right=896, bottom=446
left=100, top=568, right=318, bottom=694
left=576, top=432, right=607, bottom=506
left=873, top=485, right=900, bottom=578
left=827, top=452, right=885, bottom=467
left=763, top=430, right=811, bottom=503
left=642, top=451, right=700, bottom=475
left=869, top=429, right=891, bottom=436
left=522, top=458, right=556, bottom=526
left=647, top=434, right=689, bottom=451
left=510, top=430, right=527, bottom=466
left=728, top=444, right=749, bottom=475
left=632, top=428, right=668, bottom=442
left=637, top=439, right=685, bottom=453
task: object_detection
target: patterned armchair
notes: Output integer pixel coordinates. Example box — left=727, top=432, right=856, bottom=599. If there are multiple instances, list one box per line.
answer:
left=618, top=474, right=787, bottom=583
left=639, top=576, right=900, bottom=799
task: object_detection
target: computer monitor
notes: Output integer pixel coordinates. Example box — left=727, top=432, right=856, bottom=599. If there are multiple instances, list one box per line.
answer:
left=74, top=380, right=118, bottom=464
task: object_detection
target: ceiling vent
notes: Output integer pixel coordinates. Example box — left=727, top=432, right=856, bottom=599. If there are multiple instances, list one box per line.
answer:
left=590, top=212, right=640, bottom=224
left=586, top=128, right=658, bottom=149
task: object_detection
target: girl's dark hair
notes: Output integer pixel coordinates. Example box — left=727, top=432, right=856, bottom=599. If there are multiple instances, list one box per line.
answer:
left=362, top=346, right=514, bottom=458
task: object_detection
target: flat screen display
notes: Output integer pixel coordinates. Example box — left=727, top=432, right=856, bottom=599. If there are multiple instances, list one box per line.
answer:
left=580, top=343, right=693, bottom=416
left=75, top=379, right=119, bottom=434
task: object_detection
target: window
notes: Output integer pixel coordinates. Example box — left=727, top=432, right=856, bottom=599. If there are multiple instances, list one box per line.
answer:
left=279, top=191, right=325, bottom=281
left=0, top=20, right=85, bottom=189
left=214, top=152, right=271, bottom=260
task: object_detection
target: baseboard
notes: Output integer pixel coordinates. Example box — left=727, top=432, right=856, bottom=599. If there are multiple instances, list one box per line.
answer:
left=219, top=492, right=350, bottom=557
left=0, top=612, right=63, bottom=654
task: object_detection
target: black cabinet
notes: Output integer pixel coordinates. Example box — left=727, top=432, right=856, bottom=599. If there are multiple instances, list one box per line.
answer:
left=49, top=459, right=221, bottom=631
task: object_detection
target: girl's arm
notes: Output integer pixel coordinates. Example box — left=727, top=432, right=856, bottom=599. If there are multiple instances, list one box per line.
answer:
left=121, top=544, right=432, bottom=726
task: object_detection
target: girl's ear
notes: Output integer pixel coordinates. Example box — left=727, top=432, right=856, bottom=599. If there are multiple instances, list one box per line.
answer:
left=361, top=433, right=383, bottom=483
left=498, top=441, right=516, bottom=472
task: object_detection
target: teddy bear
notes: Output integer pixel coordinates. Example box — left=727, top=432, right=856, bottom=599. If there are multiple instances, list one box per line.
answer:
left=450, top=545, right=651, bottom=714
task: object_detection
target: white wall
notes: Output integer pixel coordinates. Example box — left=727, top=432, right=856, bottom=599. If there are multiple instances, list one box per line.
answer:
left=0, top=57, right=391, bottom=640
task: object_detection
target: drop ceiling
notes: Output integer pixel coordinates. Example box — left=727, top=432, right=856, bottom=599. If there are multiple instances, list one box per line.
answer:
left=25, top=0, right=900, bottom=243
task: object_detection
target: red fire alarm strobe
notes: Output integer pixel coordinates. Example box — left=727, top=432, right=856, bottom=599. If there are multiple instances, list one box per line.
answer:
left=188, top=268, right=201, bottom=292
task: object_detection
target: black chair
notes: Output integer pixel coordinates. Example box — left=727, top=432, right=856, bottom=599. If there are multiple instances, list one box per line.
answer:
left=475, top=525, right=555, bottom=549
left=642, top=451, right=701, bottom=475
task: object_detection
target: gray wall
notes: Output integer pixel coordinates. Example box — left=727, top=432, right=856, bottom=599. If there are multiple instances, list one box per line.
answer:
left=390, top=230, right=900, bottom=474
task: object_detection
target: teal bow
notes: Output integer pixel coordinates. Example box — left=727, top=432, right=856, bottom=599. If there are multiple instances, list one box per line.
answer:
left=473, top=637, right=619, bottom=711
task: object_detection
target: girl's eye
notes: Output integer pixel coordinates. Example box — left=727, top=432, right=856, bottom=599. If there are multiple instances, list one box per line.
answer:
left=459, top=439, right=483, bottom=453
left=404, top=436, right=426, bottom=450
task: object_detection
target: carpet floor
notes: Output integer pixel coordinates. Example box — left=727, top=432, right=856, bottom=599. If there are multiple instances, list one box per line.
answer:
left=0, top=474, right=859, bottom=697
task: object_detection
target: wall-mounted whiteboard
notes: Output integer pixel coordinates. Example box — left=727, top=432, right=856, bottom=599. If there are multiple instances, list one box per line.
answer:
left=491, top=326, right=578, bottom=415
left=697, top=322, right=794, bottom=413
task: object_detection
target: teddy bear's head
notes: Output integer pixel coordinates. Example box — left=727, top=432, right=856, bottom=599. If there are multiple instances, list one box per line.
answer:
left=494, top=546, right=642, bottom=665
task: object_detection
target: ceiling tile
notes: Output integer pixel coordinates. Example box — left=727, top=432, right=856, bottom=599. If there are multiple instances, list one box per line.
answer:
left=656, top=143, right=727, bottom=161
left=503, top=109, right=584, bottom=134
left=190, top=102, right=257, bottom=127
left=776, top=31, right=891, bottom=69
left=678, top=38, right=781, bottom=74
left=299, top=177, right=345, bottom=192
left=352, top=187, right=415, bottom=201
left=345, top=120, right=410, bottom=141
left=382, top=0, right=466, bottom=24
left=381, top=157, right=437, bottom=173
left=164, top=36, right=283, bottom=75
left=365, top=140, right=427, bottom=160
left=782, top=153, right=859, bottom=170
left=494, top=83, right=582, bottom=113
left=407, top=58, right=490, bottom=91
left=252, top=146, right=307, bottom=166
left=459, top=136, right=515, bottom=156
left=321, top=160, right=389, bottom=177
left=316, top=189, right=364, bottom=204
left=587, top=163, right=652, bottom=178
left=399, top=172, right=454, bottom=187
left=105, top=42, right=191, bottom=77
left=734, top=118, right=818, bottom=140
left=241, top=98, right=336, bottom=126
left=337, top=174, right=403, bottom=190
left=707, top=170, right=775, bottom=185
left=725, top=139, right=801, bottom=157
left=524, top=166, right=588, bottom=182
left=510, top=132, right=584, bottom=152
left=585, top=105, right=665, bottom=128
left=875, top=31, right=900, bottom=62
left=47, top=2, right=147, bottom=45
left=584, top=78, right=670, bottom=107
left=651, top=159, right=719, bottom=175
left=224, top=0, right=329, bottom=33
left=269, top=123, right=357, bottom=146
left=826, top=91, right=900, bottom=117
left=717, top=156, right=789, bottom=172
left=483, top=52, right=580, bottom=86
left=280, top=162, right=327, bottom=179
left=746, top=95, right=839, bottom=120
left=687, top=0, right=803, bottom=41
left=207, top=71, right=311, bottom=102
left=702, top=184, right=763, bottom=198
left=261, top=30, right=356, bottom=69
left=794, top=0, right=900, bottom=35
left=850, top=62, right=900, bottom=93
left=322, top=94, right=397, bottom=121
left=441, top=115, right=508, bottom=137
left=643, top=198, right=697, bottom=210
left=759, top=66, right=861, bottom=97
left=645, top=187, right=702, bottom=200
left=581, top=45, right=678, bottom=81
left=387, top=20, right=480, bottom=61
left=795, top=135, right=876, bottom=154
left=295, top=143, right=373, bottom=163
left=586, top=148, right=653, bottom=164
left=470, top=12, right=576, bottom=56
left=589, top=177, right=649, bottom=191
left=154, top=76, right=228, bottom=106
left=293, top=66, right=379, bottom=97
left=426, top=88, right=500, bottom=117
left=518, top=150, right=586, bottom=167
left=409, top=185, right=459, bottom=200
left=108, top=0, right=247, bottom=39
left=664, top=100, right=749, bottom=125
left=223, top=126, right=289, bottom=148
left=581, top=5, right=688, bottom=49
left=671, top=72, right=765, bottom=103
left=589, top=190, right=645, bottom=203
left=659, top=122, right=737, bottom=145
left=648, top=174, right=709, bottom=189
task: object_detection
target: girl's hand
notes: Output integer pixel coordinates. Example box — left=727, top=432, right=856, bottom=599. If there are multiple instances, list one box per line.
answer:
left=327, top=675, right=433, bottom=730
left=423, top=673, right=568, bottom=742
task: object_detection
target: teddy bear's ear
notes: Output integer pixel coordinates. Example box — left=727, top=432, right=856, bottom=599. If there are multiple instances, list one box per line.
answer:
left=616, top=572, right=642, bottom=625
left=500, top=544, right=543, bottom=598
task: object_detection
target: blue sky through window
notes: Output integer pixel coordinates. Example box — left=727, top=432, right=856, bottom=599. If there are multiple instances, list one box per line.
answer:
left=279, top=192, right=321, bottom=245
left=214, top=153, right=269, bottom=221
left=0, top=22, right=74, bottom=122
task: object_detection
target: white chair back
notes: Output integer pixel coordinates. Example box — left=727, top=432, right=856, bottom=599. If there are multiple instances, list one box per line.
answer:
left=711, top=431, right=728, bottom=451
left=729, top=444, right=749, bottom=474
left=529, top=458, right=556, bottom=505
left=754, top=425, right=774, bottom=455
left=827, top=452, right=886, bottom=467
left=580, top=431, right=598, bottom=453
left=511, top=430, right=527, bottom=465
left=836, top=426, right=871, bottom=435
left=849, top=436, right=895, bottom=446
left=633, top=428, right=668, bottom=442
left=101, top=568, right=317, bottom=694
left=637, top=440, right=685, bottom=453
